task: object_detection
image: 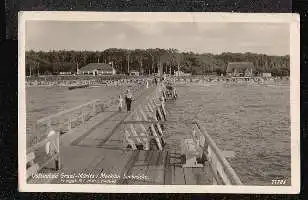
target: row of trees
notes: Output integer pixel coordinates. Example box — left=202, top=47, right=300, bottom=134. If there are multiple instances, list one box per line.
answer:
left=25, top=48, right=290, bottom=76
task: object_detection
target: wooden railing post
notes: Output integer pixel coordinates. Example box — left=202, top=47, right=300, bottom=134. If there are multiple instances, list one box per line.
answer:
left=148, top=102, right=154, bottom=113
left=158, top=106, right=164, bottom=121
left=81, top=107, right=85, bottom=125
left=47, top=120, right=51, bottom=133
left=213, top=177, right=218, bottom=185
left=27, top=130, right=62, bottom=181
left=149, top=98, right=155, bottom=110
left=138, top=105, right=148, bottom=121
left=160, top=102, right=167, bottom=120
left=130, top=124, right=141, bottom=144
left=67, top=116, right=71, bottom=132
left=92, top=101, right=96, bottom=116
left=136, top=111, right=150, bottom=150
left=55, top=132, right=61, bottom=170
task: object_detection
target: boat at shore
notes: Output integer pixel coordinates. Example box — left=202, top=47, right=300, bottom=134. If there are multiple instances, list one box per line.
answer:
left=68, top=84, right=90, bottom=90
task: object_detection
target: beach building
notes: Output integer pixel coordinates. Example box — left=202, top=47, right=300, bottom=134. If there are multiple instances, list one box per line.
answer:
left=174, top=70, right=192, bottom=77
left=130, top=70, right=140, bottom=76
left=226, top=62, right=254, bottom=77
left=174, top=70, right=185, bottom=76
left=59, top=72, right=72, bottom=75
left=262, top=72, right=272, bottom=77
left=78, top=63, right=116, bottom=76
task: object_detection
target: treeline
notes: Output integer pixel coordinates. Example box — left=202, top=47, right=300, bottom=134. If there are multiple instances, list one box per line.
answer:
left=25, top=48, right=290, bottom=76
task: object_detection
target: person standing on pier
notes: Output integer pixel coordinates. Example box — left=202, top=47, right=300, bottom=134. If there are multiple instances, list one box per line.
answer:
left=154, top=77, right=158, bottom=86
left=125, top=89, right=133, bottom=112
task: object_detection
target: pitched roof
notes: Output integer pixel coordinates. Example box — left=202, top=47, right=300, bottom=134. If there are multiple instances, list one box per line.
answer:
left=79, top=63, right=113, bottom=71
left=226, top=62, right=254, bottom=73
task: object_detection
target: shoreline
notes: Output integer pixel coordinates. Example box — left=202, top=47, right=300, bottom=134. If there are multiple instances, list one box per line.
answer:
left=26, top=79, right=290, bottom=88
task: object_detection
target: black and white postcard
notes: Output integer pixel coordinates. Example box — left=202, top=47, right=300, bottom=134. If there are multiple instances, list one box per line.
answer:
left=18, top=12, right=300, bottom=193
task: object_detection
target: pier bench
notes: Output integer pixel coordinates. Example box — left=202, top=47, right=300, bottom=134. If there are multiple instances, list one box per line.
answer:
left=181, top=127, right=207, bottom=168
left=180, top=122, right=242, bottom=185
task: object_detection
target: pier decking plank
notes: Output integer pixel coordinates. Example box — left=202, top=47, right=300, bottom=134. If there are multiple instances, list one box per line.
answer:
left=164, top=150, right=173, bottom=185
left=117, top=151, right=140, bottom=184
left=192, top=163, right=213, bottom=185
left=110, top=150, right=134, bottom=176
left=155, top=151, right=167, bottom=184
left=183, top=168, right=197, bottom=185
left=169, top=151, right=177, bottom=185
left=145, top=150, right=160, bottom=184
left=143, top=150, right=156, bottom=184
left=96, top=150, right=133, bottom=184
left=76, top=113, right=126, bottom=147
left=144, top=151, right=167, bottom=185
left=125, top=150, right=151, bottom=184
left=60, top=147, right=107, bottom=170
left=174, top=166, right=185, bottom=185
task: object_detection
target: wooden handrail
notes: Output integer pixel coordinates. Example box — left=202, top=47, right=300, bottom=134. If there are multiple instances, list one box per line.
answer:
left=127, top=135, right=166, bottom=139
left=37, top=99, right=101, bottom=124
left=27, top=131, right=59, bottom=154
left=122, top=120, right=196, bottom=124
left=193, top=121, right=242, bottom=185
left=27, top=131, right=61, bottom=180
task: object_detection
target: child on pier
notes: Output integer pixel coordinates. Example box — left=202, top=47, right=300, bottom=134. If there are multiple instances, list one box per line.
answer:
left=118, top=95, right=124, bottom=111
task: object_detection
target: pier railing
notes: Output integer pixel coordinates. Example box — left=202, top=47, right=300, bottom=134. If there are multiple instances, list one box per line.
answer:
left=26, top=130, right=61, bottom=181
left=27, top=79, right=152, bottom=147
left=28, top=99, right=107, bottom=146
left=193, top=120, right=242, bottom=185
left=122, top=83, right=169, bottom=151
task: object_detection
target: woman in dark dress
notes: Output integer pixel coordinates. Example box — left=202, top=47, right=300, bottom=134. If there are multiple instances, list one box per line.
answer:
left=154, top=77, right=158, bottom=85
left=125, top=89, right=133, bottom=112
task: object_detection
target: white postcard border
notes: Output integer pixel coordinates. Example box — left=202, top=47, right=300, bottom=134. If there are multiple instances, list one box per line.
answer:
left=18, top=12, right=300, bottom=194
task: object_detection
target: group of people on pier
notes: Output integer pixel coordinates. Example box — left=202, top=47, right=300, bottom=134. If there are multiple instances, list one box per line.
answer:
left=117, top=76, right=177, bottom=113
left=118, top=89, right=133, bottom=112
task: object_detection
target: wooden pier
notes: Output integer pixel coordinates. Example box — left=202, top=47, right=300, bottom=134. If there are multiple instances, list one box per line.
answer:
left=26, top=82, right=242, bottom=185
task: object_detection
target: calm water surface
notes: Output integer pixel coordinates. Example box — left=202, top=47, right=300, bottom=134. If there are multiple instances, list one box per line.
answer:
left=165, top=83, right=290, bottom=185
left=26, top=86, right=122, bottom=129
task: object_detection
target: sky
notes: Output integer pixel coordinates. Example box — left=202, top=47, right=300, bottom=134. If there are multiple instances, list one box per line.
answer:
left=25, top=21, right=290, bottom=56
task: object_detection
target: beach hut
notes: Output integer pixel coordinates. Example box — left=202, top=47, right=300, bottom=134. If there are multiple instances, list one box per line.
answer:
left=78, top=63, right=116, bottom=76
left=262, top=72, right=272, bottom=77
left=59, top=72, right=72, bottom=75
left=130, top=70, right=140, bottom=76
left=174, top=70, right=185, bottom=77
left=226, top=62, right=254, bottom=77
